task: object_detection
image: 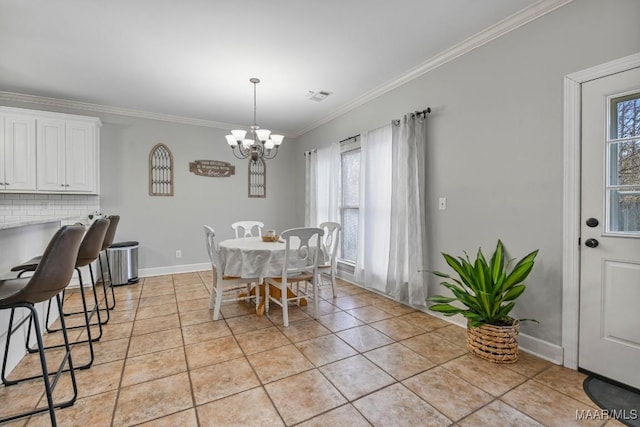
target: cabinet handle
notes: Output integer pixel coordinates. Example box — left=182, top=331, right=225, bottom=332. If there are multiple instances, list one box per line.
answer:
left=60, top=184, right=66, bottom=187
left=65, top=184, right=70, bottom=187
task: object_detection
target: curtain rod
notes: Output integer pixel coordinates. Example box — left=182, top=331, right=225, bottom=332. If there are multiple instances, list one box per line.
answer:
left=303, top=149, right=317, bottom=156
left=339, top=134, right=360, bottom=144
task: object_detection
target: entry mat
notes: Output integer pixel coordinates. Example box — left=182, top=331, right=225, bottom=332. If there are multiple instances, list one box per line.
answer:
left=583, top=376, right=640, bottom=427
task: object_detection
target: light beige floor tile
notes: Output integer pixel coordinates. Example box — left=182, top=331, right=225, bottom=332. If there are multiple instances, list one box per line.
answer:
left=190, top=357, right=260, bottom=405
left=91, top=337, right=129, bottom=365
left=374, top=300, right=417, bottom=316
left=247, top=344, right=314, bottom=383
left=501, top=380, right=601, bottom=427
left=132, top=313, right=180, bottom=336
left=370, top=317, right=425, bottom=340
left=113, top=372, right=193, bottom=426
left=235, top=326, right=290, bottom=355
left=336, top=325, right=394, bottom=353
left=184, top=335, right=243, bottom=370
left=317, top=311, right=364, bottom=332
left=27, top=390, right=118, bottom=427
left=398, top=311, right=451, bottom=331
left=181, top=320, right=231, bottom=345
left=177, top=297, right=210, bottom=313
left=121, top=347, right=187, bottom=387
left=302, top=299, right=341, bottom=317
left=0, top=379, right=45, bottom=419
left=265, top=370, right=346, bottom=425
left=403, top=366, right=493, bottom=422
left=127, top=328, right=183, bottom=357
left=459, top=400, right=543, bottom=427
left=196, top=386, right=284, bottom=427
left=332, top=295, right=371, bottom=311
left=442, top=354, right=527, bottom=396
left=432, top=324, right=468, bottom=345
left=320, top=355, right=395, bottom=400
left=346, top=305, right=394, bottom=323
left=533, top=364, right=593, bottom=405
left=219, top=301, right=260, bottom=319
left=364, top=342, right=435, bottom=380
left=135, top=302, right=178, bottom=320
left=138, top=294, right=177, bottom=308
left=296, top=404, right=371, bottom=427
left=106, top=308, right=136, bottom=324
left=401, top=332, right=466, bottom=364
left=225, top=313, right=274, bottom=335
left=296, top=334, right=358, bottom=366
left=353, top=383, right=450, bottom=427
left=137, top=408, right=198, bottom=427
left=277, top=319, right=331, bottom=343
left=179, top=308, right=214, bottom=326
left=173, top=282, right=208, bottom=294
left=505, top=350, right=554, bottom=378
left=68, top=359, right=124, bottom=399
left=175, top=289, right=210, bottom=302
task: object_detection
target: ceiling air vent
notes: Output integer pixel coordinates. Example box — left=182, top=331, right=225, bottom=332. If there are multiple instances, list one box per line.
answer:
left=307, top=90, right=332, bottom=102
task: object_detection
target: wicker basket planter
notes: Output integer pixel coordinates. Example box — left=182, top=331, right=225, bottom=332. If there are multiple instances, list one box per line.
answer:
left=467, top=318, right=520, bottom=364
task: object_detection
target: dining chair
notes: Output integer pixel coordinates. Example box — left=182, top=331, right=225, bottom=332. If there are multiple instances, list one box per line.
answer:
left=231, top=220, right=264, bottom=238
left=0, top=224, right=85, bottom=426
left=265, top=227, right=324, bottom=327
left=318, top=222, right=341, bottom=298
left=204, top=225, right=259, bottom=320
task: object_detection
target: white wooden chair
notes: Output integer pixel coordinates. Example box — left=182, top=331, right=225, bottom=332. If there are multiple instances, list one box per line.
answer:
left=204, top=225, right=258, bottom=320
left=317, top=222, right=341, bottom=298
left=265, top=227, right=324, bottom=327
left=231, top=221, right=264, bottom=238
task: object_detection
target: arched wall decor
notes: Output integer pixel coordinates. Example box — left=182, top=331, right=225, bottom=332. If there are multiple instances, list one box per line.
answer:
left=248, top=158, right=266, bottom=198
left=149, top=143, right=174, bottom=196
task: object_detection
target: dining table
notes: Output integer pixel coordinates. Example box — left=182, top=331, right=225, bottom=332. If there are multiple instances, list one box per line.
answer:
left=218, top=236, right=326, bottom=315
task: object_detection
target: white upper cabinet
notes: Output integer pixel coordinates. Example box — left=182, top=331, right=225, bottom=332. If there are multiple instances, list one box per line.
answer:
left=0, top=113, right=37, bottom=191
left=0, top=107, right=101, bottom=194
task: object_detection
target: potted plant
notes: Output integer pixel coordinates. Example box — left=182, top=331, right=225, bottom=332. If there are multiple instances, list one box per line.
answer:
left=426, top=240, right=538, bottom=363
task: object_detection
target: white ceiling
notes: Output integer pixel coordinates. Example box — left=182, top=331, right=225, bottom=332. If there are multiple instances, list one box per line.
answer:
left=0, top=0, right=562, bottom=136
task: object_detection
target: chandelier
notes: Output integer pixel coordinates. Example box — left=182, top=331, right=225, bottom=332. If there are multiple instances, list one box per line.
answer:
left=225, top=78, right=283, bottom=162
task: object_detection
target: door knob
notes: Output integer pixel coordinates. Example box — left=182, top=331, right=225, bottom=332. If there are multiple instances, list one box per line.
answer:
left=585, top=238, right=599, bottom=248
left=586, top=218, right=599, bottom=228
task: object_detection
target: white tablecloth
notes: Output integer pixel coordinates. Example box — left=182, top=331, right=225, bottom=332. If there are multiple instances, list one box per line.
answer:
left=218, top=236, right=325, bottom=279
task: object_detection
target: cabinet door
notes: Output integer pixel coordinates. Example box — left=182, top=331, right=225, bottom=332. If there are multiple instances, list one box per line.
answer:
left=4, top=114, right=36, bottom=191
left=65, top=121, right=96, bottom=192
left=36, top=118, right=67, bottom=191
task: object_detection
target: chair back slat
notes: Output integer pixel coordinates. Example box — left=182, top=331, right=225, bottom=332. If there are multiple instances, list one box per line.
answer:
left=232, top=221, right=264, bottom=238
left=281, top=227, right=324, bottom=278
left=319, top=222, right=341, bottom=265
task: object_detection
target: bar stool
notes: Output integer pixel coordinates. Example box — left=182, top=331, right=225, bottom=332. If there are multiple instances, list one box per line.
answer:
left=98, top=215, right=120, bottom=317
left=0, top=224, right=85, bottom=426
left=6, top=218, right=110, bottom=372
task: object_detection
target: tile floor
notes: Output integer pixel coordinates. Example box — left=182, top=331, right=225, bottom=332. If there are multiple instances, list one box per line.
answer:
left=0, top=272, right=618, bottom=426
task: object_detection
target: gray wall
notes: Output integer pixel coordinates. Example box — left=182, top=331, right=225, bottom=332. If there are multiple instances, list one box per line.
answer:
left=0, top=100, right=301, bottom=272
left=292, top=0, right=640, bottom=346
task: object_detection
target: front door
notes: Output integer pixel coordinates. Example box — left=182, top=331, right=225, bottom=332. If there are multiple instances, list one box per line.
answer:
left=579, top=67, right=640, bottom=389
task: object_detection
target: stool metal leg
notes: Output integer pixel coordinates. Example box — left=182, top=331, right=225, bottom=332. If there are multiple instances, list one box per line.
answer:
left=0, top=298, right=78, bottom=425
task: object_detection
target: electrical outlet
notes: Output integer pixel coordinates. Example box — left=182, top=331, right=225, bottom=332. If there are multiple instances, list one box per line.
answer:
left=175, top=250, right=182, bottom=258
left=438, top=197, right=447, bottom=210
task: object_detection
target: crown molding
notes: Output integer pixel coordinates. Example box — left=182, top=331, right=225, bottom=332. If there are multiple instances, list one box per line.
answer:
left=0, top=0, right=573, bottom=138
left=0, top=90, right=238, bottom=130
left=293, top=0, right=574, bottom=137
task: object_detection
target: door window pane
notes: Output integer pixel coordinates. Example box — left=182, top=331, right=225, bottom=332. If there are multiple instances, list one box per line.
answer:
left=607, top=92, right=640, bottom=233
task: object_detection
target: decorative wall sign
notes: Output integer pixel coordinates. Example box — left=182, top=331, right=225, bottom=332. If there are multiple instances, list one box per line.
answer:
left=189, top=160, right=235, bottom=177
left=149, top=143, right=174, bottom=196
left=248, top=158, right=266, bottom=198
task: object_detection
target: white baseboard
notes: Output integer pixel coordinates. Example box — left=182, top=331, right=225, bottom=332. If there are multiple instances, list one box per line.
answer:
left=139, top=262, right=209, bottom=278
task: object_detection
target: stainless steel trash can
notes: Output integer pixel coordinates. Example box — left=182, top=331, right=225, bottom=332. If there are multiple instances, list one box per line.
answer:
left=107, top=241, right=139, bottom=285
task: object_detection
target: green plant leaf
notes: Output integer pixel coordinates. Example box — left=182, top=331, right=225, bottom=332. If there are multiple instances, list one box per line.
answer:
left=426, top=295, right=457, bottom=304
left=503, top=284, right=526, bottom=301
left=489, top=240, right=505, bottom=284
left=428, top=304, right=466, bottom=315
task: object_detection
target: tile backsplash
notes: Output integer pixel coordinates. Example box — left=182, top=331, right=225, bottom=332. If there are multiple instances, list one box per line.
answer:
left=0, top=193, right=100, bottom=222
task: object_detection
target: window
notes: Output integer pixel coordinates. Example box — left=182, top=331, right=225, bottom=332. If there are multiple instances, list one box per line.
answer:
left=607, top=92, right=640, bottom=234
left=340, top=147, right=360, bottom=263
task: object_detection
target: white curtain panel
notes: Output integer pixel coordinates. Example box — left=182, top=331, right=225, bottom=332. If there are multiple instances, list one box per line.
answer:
left=304, top=150, right=318, bottom=227
left=387, top=114, right=428, bottom=306
left=355, top=124, right=393, bottom=292
left=315, top=143, right=341, bottom=225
